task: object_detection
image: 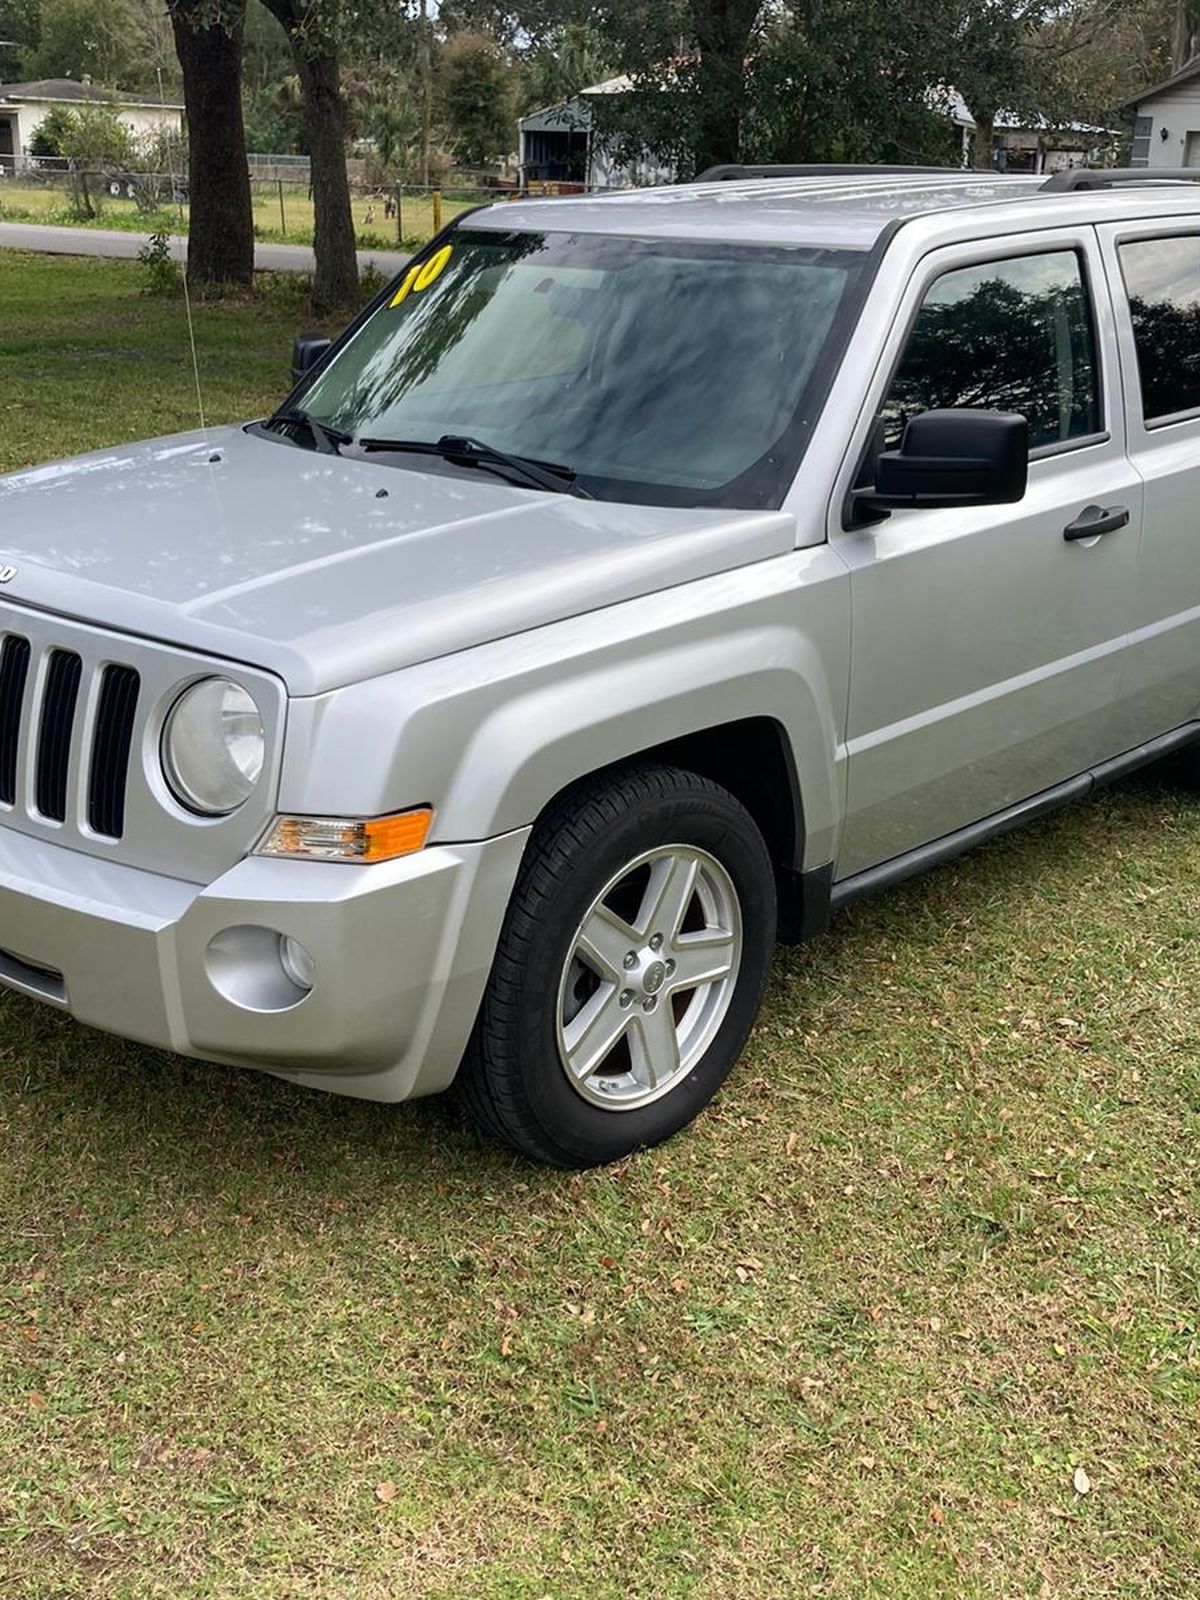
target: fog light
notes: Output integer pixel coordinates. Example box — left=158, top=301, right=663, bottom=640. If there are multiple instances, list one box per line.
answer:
left=279, top=935, right=315, bottom=991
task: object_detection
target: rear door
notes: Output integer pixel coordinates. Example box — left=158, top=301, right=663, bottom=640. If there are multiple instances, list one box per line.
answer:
left=830, top=227, right=1142, bottom=878
left=1098, top=221, right=1200, bottom=743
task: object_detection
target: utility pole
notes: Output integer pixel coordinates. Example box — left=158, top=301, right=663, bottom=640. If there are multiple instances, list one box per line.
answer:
left=418, top=0, right=431, bottom=188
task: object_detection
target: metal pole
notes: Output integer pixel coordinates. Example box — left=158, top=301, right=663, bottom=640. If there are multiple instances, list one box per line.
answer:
left=278, top=177, right=286, bottom=234
left=395, top=183, right=402, bottom=244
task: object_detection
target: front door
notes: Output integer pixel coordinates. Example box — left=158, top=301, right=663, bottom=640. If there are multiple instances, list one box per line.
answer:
left=831, top=229, right=1142, bottom=877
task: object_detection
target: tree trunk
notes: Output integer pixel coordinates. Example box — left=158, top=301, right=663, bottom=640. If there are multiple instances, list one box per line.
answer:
left=169, top=0, right=254, bottom=287
left=970, top=113, right=995, bottom=171
left=261, top=0, right=359, bottom=313
left=690, top=0, right=762, bottom=176
left=296, top=49, right=359, bottom=311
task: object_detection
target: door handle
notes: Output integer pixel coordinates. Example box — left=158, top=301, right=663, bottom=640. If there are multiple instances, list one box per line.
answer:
left=1063, top=504, right=1130, bottom=541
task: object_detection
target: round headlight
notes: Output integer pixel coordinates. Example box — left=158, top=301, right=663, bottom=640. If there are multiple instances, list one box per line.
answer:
left=163, top=678, right=265, bottom=816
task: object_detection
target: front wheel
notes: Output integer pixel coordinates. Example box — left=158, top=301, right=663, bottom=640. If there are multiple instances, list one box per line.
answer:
left=458, top=764, right=776, bottom=1167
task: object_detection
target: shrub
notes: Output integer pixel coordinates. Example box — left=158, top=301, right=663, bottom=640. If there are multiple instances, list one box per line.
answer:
left=136, top=230, right=181, bottom=296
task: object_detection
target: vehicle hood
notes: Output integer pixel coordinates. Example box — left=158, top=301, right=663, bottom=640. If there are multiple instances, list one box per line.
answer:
left=0, top=425, right=797, bottom=695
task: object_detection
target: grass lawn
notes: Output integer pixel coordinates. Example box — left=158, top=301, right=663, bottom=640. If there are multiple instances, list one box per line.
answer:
left=1, top=249, right=1200, bottom=1599
left=0, top=178, right=478, bottom=251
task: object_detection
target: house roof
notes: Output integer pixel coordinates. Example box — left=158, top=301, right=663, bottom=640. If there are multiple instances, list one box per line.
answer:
left=1119, top=57, right=1200, bottom=112
left=0, top=78, right=182, bottom=110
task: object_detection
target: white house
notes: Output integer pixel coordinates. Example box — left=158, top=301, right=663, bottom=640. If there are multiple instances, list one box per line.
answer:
left=1122, top=58, right=1200, bottom=167
left=0, top=78, right=183, bottom=172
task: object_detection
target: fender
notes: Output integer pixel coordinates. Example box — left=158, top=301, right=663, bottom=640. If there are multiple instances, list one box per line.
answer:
left=279, top=546, right=853, bottom=872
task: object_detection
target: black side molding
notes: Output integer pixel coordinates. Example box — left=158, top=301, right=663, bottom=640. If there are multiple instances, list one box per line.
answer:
left=795, top=720, right=1200, bottom=930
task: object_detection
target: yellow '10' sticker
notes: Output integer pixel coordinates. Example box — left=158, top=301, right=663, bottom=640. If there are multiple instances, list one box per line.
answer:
left=389, top=244, right=453, bottom=307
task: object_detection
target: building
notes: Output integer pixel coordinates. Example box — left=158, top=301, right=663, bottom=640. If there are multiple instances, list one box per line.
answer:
left=518, top=77, right=676, bottom=190
left=0, top=79, right=183, bottom=173
left=938, top=88, right=1115, bottom=174
left=1121, top=59, right=1200, bottom=167
left=520, top=77, right=1112, bottom=192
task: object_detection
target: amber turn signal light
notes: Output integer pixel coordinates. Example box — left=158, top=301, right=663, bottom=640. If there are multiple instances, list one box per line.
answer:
left=258, top=807, right=433, bottom=864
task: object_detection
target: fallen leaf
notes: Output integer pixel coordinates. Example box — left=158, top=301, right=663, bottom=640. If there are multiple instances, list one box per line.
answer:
left=20, top=1326, right=38, bottom=1344
left=26, top=1392, right=45, bottom=1411
left=1073, top=1466, right=1091, bottom=1496
left=375, top=1480, right=397, bottom=1504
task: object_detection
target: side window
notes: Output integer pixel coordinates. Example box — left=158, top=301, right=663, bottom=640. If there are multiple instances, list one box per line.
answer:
left=882, top=251, right=1101, bottom=451
left=1118, top=235, right=1200, bottom=424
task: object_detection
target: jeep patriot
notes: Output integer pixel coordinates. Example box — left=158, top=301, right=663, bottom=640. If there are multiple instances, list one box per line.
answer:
left=1, top=165, right=1198, bottom=1165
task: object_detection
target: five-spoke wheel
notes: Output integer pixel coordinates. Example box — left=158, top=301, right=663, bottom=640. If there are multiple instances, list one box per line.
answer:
left=557, top=845, right=742, bottom=1109
left=459, top=764, right=776, bottom=1167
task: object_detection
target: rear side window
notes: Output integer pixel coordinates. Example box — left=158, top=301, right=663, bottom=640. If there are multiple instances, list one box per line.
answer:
left=883, top=250, right=1101, bottom=451
left=1118, top=235, right=1200, bottom=423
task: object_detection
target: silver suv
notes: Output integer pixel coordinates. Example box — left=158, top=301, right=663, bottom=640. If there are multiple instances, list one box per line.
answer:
left=1, top=165, right=1197, bottom=1166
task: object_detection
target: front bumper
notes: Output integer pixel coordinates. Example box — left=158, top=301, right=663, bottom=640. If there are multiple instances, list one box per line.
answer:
left=0, top=822, right=530, bottom=1100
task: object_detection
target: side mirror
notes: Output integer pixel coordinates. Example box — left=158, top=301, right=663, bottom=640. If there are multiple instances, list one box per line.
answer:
left=860, top=408, right=1028, bottom=512
left=291, top=333, right=332, bottom=386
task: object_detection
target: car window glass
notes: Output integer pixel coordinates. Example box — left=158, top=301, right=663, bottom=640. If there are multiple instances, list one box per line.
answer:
left=882, top=250, right=1100, bottom=450
left=299, top=230, right=865, bottom=508
left=1118, top=234, right=1200, bottom=423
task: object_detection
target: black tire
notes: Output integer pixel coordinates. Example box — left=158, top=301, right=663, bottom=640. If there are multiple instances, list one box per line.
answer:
left=457, top=763, right=776, bottom=1167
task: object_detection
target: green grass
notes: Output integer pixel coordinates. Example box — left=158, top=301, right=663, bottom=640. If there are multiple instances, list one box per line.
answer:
left=0, top=180, right=476, bottom=251
left=0, top=251, right=346, bottom=476
left=1, top=249, right=1200, bottom=1598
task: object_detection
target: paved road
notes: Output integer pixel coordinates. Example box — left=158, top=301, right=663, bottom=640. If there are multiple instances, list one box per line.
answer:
left=0, top=220, right=411, bottom=277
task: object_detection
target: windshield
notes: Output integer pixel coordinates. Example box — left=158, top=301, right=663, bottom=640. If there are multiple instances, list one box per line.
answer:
left=292, top=229, right=865, bottom=509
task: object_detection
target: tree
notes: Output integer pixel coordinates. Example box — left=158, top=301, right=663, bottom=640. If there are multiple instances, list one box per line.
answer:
left=25, top=0, right=137, bottom=85
left=242, top=0, right=305, bottom=151
left=59, top=100, right=135, bottom=215
left=365, top=94, right=420, bottom=177
left=168, top=0, right=255, bottom=286
left=589, top=0, right=764, bottom=178
left=0, top=0, right=38, bottom=80
left=523, top=21, right=612, bottom=111
left=439, top=31, right=514, bottom=167
left=743, top=0, right=957, bottom=167
left=260, top=0, right=359, bottom=311
left=28, top=105, right=76, bottom=157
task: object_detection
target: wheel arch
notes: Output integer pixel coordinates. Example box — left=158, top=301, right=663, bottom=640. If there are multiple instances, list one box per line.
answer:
left=526, top=717, right=828, bottom=943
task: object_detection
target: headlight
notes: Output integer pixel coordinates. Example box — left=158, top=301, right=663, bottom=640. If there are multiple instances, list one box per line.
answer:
left=162, top=678, right=265, bottom=815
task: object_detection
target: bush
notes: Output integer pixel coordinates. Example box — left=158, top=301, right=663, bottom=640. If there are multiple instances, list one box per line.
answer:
left=136, top=230, right=181, bottom=296
left=28, top=107, right=75, bottom=159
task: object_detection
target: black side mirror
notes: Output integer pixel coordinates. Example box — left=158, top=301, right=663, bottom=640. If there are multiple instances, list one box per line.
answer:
left=291, top=333, right=333, bottom=386
left=859, top=408, right=1028, bottom=513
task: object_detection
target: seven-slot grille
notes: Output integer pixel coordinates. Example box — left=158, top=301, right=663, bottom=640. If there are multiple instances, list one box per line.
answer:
left=0, top=633, right=140, bottom=839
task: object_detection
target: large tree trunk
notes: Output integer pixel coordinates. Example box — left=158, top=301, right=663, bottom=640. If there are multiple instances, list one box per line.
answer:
left=295, top=50, right=359, bottom=311
left=169, top=0, right=254, bottom=287
left=262, top=0, right=359, bottom=312
left=1172, top=0, right=1196, bottom=70
left=970, top=113, right=995, bottom=171
left=690, top=0, right=762, bottom=176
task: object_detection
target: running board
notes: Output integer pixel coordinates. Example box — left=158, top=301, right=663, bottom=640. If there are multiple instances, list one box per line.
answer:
left=829, top=720, right=1200, bottom=913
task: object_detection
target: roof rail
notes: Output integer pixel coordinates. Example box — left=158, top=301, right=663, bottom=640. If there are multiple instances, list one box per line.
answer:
left=695, top=163, right=968, bottom=182
left=1042, top=166, right=1200, bottom=191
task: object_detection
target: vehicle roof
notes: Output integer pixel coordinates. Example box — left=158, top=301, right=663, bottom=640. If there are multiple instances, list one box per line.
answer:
left=469, top=170, right=1200, bottom=251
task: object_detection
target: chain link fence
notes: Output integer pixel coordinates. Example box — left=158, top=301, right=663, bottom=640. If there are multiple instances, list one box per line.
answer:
left=0, top=161, right=528, bottom=251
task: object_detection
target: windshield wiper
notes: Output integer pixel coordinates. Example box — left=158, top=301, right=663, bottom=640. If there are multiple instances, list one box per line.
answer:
left=355, top=433, right=593, bottom=498
left=266, top=407, right=352, bottom=456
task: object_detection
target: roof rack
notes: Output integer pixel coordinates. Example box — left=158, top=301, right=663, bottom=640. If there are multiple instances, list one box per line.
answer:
left=695, top=163, right=968, bottom=182
left=1042, top=166, right=1200, bottom=191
